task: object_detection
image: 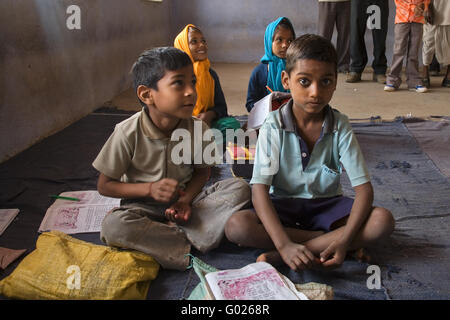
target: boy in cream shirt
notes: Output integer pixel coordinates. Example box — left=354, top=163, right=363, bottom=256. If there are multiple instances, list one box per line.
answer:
left=93, top=47, right=250, bottom=270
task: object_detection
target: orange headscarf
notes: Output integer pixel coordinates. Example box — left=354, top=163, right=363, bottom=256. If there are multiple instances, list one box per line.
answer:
left=174, top=24, right=215, bottom=116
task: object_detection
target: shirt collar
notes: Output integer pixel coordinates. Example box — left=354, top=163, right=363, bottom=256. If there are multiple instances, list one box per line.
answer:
left=279, top=99, right=337, bottom=135
left=140, top=107, right=190, bottom=139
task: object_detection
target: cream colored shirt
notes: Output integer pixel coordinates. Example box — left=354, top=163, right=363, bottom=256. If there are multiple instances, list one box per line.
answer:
left=93, top=108, right=215, bottom=190
left=434, top=0, right=450, bottom=25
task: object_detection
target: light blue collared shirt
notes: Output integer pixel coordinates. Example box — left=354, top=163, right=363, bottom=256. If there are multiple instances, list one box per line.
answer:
left=250, top=100, right=370, bottom=199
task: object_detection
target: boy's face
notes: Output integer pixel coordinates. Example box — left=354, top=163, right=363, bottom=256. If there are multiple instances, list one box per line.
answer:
left=140, top=65, right=197, bottom=119
left=282, top=59, right=337, bottom=115
left=188, top=29, right=208, bottom=62
left=272, top=27, right=294, bottom=59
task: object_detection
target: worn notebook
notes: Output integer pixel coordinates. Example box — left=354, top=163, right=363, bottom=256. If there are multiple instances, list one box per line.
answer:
left=247, top=92, right=291, bottom=130
left=204, top=261, right=308, bottom=300
left=39, top=191, right=120, bottom=234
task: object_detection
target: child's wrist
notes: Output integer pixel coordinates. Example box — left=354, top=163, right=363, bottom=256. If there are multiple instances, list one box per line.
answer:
left=275, top=238, right=293, bottom=252
left=178, top=193, right=193, bottom=205
left=147, top=182, right=154, bottom=198
left=207, top=110, right=217, bottom=118
left=337, top=234, right=352, bottom=247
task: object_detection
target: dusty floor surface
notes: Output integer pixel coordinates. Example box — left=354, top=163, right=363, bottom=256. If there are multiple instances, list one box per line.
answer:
left=109, top=63, right=450, bottom=120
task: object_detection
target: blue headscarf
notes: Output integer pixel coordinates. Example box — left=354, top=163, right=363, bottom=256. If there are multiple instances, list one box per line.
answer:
left=261, top=17, right=295, bottom=93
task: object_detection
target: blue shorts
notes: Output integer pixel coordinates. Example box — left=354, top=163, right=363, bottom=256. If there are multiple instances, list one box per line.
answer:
left=253, top=196, right=354, bottom=232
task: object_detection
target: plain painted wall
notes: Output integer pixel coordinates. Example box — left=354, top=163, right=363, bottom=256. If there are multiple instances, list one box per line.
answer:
left=0, top=0, right=172, bottom=163
left=170, top=0, right=397, bottom=64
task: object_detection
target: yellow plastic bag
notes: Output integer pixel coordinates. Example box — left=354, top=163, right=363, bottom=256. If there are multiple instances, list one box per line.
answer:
left=0, top=231, right=159, bottom=300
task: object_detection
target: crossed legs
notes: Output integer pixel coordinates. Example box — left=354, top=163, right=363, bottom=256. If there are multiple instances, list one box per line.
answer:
left=225, top=206, right=394, bottom=267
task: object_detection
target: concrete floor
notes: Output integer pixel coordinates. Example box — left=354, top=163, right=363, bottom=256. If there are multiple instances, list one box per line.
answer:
left=110, top=63, right=450, bottom=120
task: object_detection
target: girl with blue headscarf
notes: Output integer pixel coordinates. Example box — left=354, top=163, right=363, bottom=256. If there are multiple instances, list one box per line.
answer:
left=245, top=17, right=295, bottom=112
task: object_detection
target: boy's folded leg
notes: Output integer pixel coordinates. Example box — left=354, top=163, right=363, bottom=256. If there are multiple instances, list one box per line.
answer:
left=256, top=250, right=284, bottom=266
left=180, top=178, right=251, bottom=253
left=100, top=204, right=191, bottom=271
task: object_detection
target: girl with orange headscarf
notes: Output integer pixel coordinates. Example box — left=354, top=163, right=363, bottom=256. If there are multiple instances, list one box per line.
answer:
left=174, top=24, right=229, bottom=127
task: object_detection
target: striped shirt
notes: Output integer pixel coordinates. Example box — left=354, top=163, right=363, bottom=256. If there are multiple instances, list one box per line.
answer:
left=395, top=0, right=430, bottom=24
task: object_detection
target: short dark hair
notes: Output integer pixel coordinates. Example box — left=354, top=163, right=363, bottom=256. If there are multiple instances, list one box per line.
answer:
left=131, top=47, right=192, bottom=107
left=274, top=18, right=296, bottom=40
left=285, top=34, right=337, bottom=75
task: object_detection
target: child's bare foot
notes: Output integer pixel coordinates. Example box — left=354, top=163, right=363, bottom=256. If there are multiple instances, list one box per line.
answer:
left=348, top=248, right=372, bottom=263
left=256, top=250, right=284, bottom=266
left=257, top=250, right=323, bottom=270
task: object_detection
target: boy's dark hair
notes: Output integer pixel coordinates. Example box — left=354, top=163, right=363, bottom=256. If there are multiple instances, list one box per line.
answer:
left=285, top=34, right=337, bottom=75
left=131, top=47, right=192, bottom=107
left=274, top=18, right=296, bottom=40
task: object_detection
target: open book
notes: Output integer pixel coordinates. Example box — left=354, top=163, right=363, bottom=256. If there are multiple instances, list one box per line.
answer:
left=39, top=191, right=120, bottom=234
left=247, top=92, right=291, bottom=130
left=204, top=261, right=308, bottom=300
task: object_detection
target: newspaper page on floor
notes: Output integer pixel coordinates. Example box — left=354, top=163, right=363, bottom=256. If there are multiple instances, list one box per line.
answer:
left=39, top=191, right=120, bottom=234
left=204, top=261, right=308, bottom=300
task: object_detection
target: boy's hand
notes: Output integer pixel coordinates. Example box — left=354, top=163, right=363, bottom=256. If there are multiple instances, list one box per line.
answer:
left=424, top=3, right=433, bottom=24
left=165, top=201, right=192, bottom=225
left=319, top=240, right=348, bottom=268
left=272, top=91, right=291, bottom=101
left=196, top=111, right=216, bottom=127
left=279, top=242, right=318, bottom=272
left=149, top=178, right=179, bottom=203
left=414, top=3, right=425, bottom=17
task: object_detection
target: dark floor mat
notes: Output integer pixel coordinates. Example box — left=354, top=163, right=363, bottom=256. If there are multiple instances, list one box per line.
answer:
left=404, top=119, right=450, bottom=178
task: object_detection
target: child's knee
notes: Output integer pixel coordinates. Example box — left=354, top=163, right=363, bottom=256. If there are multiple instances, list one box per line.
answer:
left=228, top=178, right=251, bottom=201
left=371, top=207, right=395, bottom=237
left=225, top=211, right=254, bottom=244
left=216, top=178, right=252, bottom=207
left=100, top=211, right=122, bottom=245
left=237, top=181, right=252, bottom=205
left=100, top=209, right=135, bottom=246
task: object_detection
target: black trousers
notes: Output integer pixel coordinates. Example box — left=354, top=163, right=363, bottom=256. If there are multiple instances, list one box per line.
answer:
left=318, top=1, right=351, bottom=71
left=350, top=0, right=389, bottom=74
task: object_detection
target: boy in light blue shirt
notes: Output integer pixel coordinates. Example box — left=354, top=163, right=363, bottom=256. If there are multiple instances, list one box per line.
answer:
left=225, top=34, right=395, bottom=271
